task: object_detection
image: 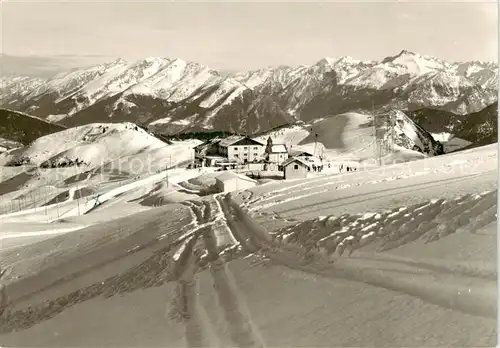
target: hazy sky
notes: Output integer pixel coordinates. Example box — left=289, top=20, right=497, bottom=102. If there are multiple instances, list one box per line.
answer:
left=0, top=0, right=498, bottom=77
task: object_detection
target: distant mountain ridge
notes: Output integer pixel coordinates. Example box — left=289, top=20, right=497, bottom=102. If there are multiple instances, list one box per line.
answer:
left=0, top=51, right=497, bottom=142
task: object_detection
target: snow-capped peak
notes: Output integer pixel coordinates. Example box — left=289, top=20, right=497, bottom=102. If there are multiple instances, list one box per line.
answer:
left=334, top=56, right=358, bottom=65
left=315, top=57, right=336, bottom=67
left=381, top=50, right=448, bottom=73
left=0, top=50, right=497, bottom=133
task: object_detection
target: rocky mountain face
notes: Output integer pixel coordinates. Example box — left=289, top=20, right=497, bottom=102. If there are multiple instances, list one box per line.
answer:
left=386, top=110, right=444, bottom=156
left=1, top=51, right=497, bottom=142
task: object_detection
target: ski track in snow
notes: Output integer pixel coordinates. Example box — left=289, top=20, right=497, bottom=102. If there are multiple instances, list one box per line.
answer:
left=167, top=187, right=498, bottom=326
left=246, top=168, right=434, bottom=212
left=216, top=191, right=496, bottom=317
left=243, top=154, right=489, bottom=213
left=0, top=185, right=496, bottom=338
left=164, top=195, right=265, bottom=347
left=228, top=192, right=497, bottom=319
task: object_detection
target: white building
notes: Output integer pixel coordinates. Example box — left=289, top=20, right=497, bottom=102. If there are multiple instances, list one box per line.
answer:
left=288, top=148, right=324, bottom=166
left=268, top=146, right=288, bottom=163
left=263, top=137, right=289, bottom=171
left=214, top=171, right=258, bottom=192
left=264, top=137, right=289, bottom=164
left=217, top=135, right=265, bottom=163
left=282, top=157, right=311, bottom=180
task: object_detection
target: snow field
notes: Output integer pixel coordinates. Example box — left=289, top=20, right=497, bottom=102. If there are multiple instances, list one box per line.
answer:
left=271, top=189, right=496, bottom=261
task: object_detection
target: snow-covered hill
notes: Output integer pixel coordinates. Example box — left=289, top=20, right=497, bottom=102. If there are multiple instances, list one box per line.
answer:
left=0, top=50, right=497, bottom=138
left=0, top=140, right=496, bottom=346
left=0, top=123, right=174, bottom=168
left=255, top=111, right=443, bottom=163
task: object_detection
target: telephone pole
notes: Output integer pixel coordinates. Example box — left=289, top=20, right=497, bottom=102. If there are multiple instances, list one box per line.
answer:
left=372, top=102, right=381, bottom=167
left=44, top=186, right=48, bottom=216
left=31, top=191, right=36, bottom=212
left=166, top=165, right=169, bottom=188
left=313, top=133, right=318, bottom=158
left=245, top=130, right=250, bottom=170
left=390, top=111, right=396, bottom=155
left=166, top=153, right=172, bottom=187
left=76, top=183, right=81, bottom=216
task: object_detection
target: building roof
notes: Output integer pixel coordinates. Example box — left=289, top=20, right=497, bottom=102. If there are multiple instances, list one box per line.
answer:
left=219, top=135, right=244, bottom=147
left=219, top=135, right=264, bottom=147
left=282, top=156, right=312, bottom=168
left=269, top=144, right=288, bottom=153
left=194, top=138, right=221, bottom=150
left=289, top=149, right=314, bottom=157
left=215, top=171, right=258, bottom=184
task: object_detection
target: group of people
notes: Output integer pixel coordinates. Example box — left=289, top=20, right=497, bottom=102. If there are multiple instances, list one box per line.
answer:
left=338, top=164, right=357, bottom=173
left=310, top=164, right=324, bottom=172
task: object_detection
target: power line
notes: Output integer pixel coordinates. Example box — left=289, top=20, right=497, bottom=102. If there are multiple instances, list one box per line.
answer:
left=391, top=111, right=396, bottom=155
left=371, top=101, right=382, bottom=167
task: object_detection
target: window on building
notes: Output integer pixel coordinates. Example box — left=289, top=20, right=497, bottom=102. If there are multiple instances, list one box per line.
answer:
left=253, top=147, right=258, bottom=150
left=244, top=147, right=247, bottom=150
left=253, top=153, right=258, bottom=156
left=243, top=153, right=248, bottom=156
left=294, top=164, right=299, bottom=170
left=234, top=154, right=239, bottom=158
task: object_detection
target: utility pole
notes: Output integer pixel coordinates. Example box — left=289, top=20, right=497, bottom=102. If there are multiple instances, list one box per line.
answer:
left=166, top=153, right=171, bottom=188
left=76, top=183, right=81, bottom=216
left=371, top=101, right=381, bottom=167
left=31, top=191, right=36, bottom=212
left=391, top=111, right=396, bottom=155
left=313, top=133, right=318, bottom=158
left=245, top=130, right=250, bottom=170
left=44, top=186, right=48, bottom=216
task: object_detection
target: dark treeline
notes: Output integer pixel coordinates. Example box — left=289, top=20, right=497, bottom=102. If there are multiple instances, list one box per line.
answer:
left=162, top=131, right=237, bottom=142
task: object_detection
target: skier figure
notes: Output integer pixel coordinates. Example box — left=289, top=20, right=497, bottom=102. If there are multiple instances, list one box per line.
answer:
left=94, top=193, right=102, bottom=207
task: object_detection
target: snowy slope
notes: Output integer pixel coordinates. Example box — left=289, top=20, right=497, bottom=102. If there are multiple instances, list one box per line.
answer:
left=455, top=61, right=498, bottom=89
left=37, top=60, right=127, bottom=102
left=344, top=50, right=449, bottom=89
left=0, top=142, right=496, bottom=347
left=255, top=111, right=442, bottom=162
left=0, top=138, right=22, bottom=153
left=0, top=122, right=168, bottom=167
left=0, top=76, right=47, bottom=106
left=67, top=58, right=167, bottom=113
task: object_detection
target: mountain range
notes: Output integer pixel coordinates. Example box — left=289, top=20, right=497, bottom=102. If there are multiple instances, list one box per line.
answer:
left=0, top=50, right=497, bottom=140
